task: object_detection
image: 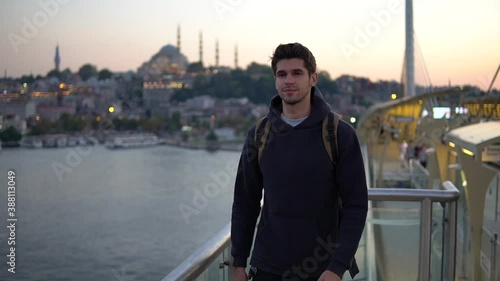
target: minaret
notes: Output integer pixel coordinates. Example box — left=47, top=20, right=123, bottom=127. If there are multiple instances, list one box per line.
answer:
left=55, top=45, right=61, bottom=72
left=199, top=31, right=203, bottom=64
left=404, top=0, right=415, bottom=96
left=177, top=24, right=181, bottom=54
left=215, top=39, right=219, bottom=68
left=234, top=44, right=239, bottom=69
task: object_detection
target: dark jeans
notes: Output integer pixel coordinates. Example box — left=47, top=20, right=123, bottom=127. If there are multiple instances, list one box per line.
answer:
left=252, top=268, right=319, bottom=281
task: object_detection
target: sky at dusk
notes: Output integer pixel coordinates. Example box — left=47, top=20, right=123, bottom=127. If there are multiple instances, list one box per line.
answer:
left=1, top=0, right=499, bottom=90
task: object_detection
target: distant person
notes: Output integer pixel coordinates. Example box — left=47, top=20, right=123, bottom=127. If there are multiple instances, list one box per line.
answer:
left=406, top=141, right=416, bottom=161
left=390, top=126, right=399, bottom=140
left=400, top=140, right=408, bottom=168
left=231, top=43, right=368, bottom=281
left=418, top=145, right=428, bottom=168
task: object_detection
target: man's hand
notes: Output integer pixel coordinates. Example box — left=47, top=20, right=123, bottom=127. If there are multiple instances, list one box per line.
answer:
left=318, top=270, right=341, bottom=281
left=232, top=267, right=248, bottom=281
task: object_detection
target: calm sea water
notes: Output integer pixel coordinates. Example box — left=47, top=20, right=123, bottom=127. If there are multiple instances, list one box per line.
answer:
left=0, top=145, right=240, bottom=281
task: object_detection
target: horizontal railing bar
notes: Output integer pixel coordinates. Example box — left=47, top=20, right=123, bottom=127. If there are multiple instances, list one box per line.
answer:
left=368, top=183, right=459, bottom=202
left=162, top=223, right=231, bottom=281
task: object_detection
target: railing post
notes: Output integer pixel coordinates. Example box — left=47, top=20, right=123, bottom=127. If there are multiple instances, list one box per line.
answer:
left=419, top=198, right=433, bottom=281
left=226, top=251, right=234, bottom=281
left=490, top=234, right=497, bottom=281
left=444, top=200, right=457, bottom=281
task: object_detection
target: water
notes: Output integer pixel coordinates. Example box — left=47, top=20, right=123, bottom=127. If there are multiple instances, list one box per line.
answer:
left=0, top=145, right=240, bottom=281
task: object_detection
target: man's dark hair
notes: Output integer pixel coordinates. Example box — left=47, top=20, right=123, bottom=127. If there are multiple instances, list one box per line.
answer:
left=271, top=43, right=317, bottom=76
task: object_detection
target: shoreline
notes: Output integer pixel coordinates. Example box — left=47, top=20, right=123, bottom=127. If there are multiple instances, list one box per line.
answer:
left=2, top=138, right=244, bottom=153
left=160, top=138, right=243, bottom=152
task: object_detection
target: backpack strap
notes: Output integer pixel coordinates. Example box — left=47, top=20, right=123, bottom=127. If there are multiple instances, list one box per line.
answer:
left=254, top=117, right=271, bottom=166
left=323, top=111, right=343, bottom=242
left=324, top=112, right=360, bottom=279
left=322, top=112, right=342, bottom=163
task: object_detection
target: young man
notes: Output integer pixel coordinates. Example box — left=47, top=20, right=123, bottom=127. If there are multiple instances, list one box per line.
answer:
left=231, top=43, right=368, bottom=281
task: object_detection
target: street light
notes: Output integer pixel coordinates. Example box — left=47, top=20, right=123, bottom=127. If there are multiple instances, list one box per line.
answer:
left=108, top=106, right=115, bottom=113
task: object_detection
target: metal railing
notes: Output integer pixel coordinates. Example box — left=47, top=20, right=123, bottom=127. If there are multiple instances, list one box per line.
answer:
left=162, top=181, right=459, bottom=281
left=161, top=223, right=231, bottom=281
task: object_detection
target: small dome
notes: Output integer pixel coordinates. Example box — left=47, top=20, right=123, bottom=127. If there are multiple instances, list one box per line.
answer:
left=159, top=44, right=178, bottom=55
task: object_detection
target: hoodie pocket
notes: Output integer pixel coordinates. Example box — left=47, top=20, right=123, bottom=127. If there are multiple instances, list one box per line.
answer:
left=254, top=215, right=319, bottom=266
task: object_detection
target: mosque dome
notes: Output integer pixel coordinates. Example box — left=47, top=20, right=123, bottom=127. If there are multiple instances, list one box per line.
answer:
left=138, top=44, right=189, bottom=77
left=159, top=44, right=178, bottom=54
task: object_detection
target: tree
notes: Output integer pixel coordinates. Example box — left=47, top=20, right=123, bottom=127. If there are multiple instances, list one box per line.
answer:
left=47, top=69, right=61, bottom=79
left=246, top=62, right=273, bottom=75
left=98, top=69, right=113, bottom=81
left=206, top=130, right=218, bottom=141
left=205, top=129, right=220, bottom=151
left=187, top=62, right=205, bottom=73
left=78, top=64, right=98, bottom=81
left=19, top=74, right=35, bottom=85
left=140, top=116, right=165, bottom=135
left=169, top=111, right=182, bottom=131
left=0, top=126, right=22, bottom=142
left=113, top=118, right=139, bottom=131
left=61, top=68, right=73, bottom=81
left=193, top=74, right=208, bottom=88
left=56, top=113, right=85, bottom=132
left=318, top=70, right=331, bottom=80
left=28, top=119, right=54, bottom=135
left=317, top=71, right=339, bottom=95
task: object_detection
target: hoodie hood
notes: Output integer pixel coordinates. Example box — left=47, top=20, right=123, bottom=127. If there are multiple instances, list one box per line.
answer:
left=267, top=86, right=331, bottom=132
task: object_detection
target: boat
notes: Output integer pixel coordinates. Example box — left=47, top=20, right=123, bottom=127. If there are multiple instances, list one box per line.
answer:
left=41, top=135, right=67, bottom=148
left=104, top=133, right=159, bottom=149
left=66, top=137, right=79, bottom=147
left=19, top=137, right=43, bottom=148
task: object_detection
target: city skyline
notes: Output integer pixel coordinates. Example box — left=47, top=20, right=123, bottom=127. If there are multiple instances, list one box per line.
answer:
left=1, top=0, right=499, bottom=90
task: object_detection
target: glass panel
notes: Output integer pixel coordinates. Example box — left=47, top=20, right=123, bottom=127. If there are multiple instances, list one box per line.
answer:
left=369, top=201, right=420, bottom=281
left=495, top=176, right=500, bottom=223
left=343, top=227, right=367, bottom=281
left=485, top=178, right=497, bottom=223
left=495, top=239, right=500, bottom=281
left=205, top=251, right=224, bottom=281
left=409, top=159, right=429, bottom=189
left=223, top=246, right=231, bottom=281
left=430, top=202, right=444, bottom=281
left=455, top=169, right=471, bottom=280
left=480, top=230, right=494, bottom=281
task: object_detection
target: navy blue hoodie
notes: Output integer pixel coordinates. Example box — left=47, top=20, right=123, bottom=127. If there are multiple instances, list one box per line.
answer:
left=231, top=87, right=368, bottom=279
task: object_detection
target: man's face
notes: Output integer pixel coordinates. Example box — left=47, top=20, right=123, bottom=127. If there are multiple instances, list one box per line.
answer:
left=275, top=58, right=317, bottom=106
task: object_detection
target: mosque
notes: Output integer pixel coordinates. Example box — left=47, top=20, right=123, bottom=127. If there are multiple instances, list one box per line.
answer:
left=137, top=25, right=238, bottom=79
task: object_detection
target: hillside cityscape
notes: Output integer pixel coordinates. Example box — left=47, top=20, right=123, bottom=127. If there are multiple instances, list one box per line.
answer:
left=0, top=41, right=496, bottom=149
